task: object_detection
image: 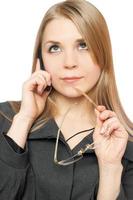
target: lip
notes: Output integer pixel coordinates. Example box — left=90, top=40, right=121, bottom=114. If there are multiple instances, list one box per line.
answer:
left=61, top=76, right=84, bottom=83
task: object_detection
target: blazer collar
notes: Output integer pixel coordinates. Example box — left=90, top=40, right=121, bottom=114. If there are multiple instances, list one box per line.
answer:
left=28, top=118, right=64, bottom=140
left=28, top=118, right=95, bottom=154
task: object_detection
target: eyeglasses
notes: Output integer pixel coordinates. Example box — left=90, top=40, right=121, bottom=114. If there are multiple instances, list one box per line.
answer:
left=54, top=87, right=103, bottom=166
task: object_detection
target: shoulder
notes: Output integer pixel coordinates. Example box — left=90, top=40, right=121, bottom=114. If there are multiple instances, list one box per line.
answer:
left=0, top=101, right=20, bottom=125
left=0, top=101, right=15, bottom=117
left=123, top=140, right=133, bottom=162
left=0, top=101, right=21, bottom=133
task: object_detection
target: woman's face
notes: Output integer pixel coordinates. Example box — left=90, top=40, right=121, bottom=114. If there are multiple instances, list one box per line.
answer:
left=42, top=17, right=101, bottom=98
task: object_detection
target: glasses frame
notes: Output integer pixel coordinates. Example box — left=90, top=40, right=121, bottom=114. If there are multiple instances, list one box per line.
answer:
left=54, top=88, right=102, bottom=166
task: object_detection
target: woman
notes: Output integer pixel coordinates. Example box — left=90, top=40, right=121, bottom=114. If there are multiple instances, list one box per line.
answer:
left=0, top=0, right=133, bottom=199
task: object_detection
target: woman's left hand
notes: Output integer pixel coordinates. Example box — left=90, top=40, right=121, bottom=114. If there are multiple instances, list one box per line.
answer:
left=93, top=106, right=128, bottom=165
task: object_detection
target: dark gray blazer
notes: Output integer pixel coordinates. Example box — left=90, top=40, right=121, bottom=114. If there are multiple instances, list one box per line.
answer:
left=0, top=101, right=133, bottom=200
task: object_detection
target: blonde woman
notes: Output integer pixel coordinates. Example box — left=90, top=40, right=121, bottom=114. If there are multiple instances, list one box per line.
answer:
left=0, top=0, right=133, bottom=199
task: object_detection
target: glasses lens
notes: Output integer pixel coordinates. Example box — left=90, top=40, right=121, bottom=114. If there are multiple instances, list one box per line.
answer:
left=55, top=153, right=83, bottom=166
left=54, top=90, right=98, bottom=166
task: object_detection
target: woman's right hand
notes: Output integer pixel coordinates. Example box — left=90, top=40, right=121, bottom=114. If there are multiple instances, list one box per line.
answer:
left=18, top=59, right=52, bottom=122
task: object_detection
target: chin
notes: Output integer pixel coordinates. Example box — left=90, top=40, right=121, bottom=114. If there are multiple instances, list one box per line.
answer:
left=56, top=87, right=86, bottom=98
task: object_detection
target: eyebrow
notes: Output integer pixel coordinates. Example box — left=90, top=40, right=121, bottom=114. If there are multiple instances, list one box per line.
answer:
left=43, top=38, right=85, bottom=46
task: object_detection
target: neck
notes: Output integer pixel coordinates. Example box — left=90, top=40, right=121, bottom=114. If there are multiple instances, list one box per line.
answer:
left=53, top=92, right=95, bottom=146
left=54, top=92, right=94, bottom=122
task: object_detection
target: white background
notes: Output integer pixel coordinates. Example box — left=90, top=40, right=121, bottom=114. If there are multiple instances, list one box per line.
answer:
left=0, top=1, right=132, bottom=121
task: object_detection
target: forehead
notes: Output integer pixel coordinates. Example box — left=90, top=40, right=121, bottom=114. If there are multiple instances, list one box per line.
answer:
left=42, top=17, right=82, bottom=41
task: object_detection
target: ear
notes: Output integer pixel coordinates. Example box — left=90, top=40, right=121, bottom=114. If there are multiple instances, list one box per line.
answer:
left=35, top=58, right=41, bottom=71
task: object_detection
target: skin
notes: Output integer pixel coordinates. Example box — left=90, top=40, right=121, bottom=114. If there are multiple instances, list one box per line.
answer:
left=41, top=17, right=102, bottom=147
left=42, top=17, right=101, bottom=99
left=7, top=17, right=128, bottom=199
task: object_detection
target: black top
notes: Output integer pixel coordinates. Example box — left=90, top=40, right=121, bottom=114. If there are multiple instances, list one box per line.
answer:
left=4, top=134, right=25, bottom=153
left=0, top=101, right=133, bottom=200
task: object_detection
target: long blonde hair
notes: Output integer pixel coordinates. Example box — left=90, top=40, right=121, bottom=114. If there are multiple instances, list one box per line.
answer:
left=1, top=0, right=133, bottom=139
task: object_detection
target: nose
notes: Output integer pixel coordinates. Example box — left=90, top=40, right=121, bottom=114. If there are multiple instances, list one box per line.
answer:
left=63, top=51, right=78, bottom=69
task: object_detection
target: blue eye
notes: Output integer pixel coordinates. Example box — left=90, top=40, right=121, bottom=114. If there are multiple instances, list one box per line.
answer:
left=48, top=42, right=88, bottom=53
left=79, top=42, right=88, bottom=50
left=48, top=45, right=60, bottom=53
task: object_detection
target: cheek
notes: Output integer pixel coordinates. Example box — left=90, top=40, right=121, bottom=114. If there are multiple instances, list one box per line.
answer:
left=44, top=64, right=58, bottom=84
left=43, top=56, right=61, bottom=73
left=85, top=64, right=101, bottom=84
left=44, top=60, right=53, bottom=71
left=84, top=55, right=101, bottom=80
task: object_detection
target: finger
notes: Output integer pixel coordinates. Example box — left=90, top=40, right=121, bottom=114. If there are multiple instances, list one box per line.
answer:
left=35, top=59, right=41, bottom=71
left=43, top=73, right=51, bottom=86
left=102, top=121, right=122, bottom=137
left=31, top=71, right=51, bottom=86
left=100, top=119, right=125, bottom=138
left=32, top=76, right=52, bottom=95
left=30, top=76, right=47, bottom=95
left=94, top=109, right=103, bottom=133
left=99, top=110, right=116, bottom=121
left=100, top=117, right=118, bottom=134
left=96, top=105, right=106, bottom=112
left=36, top=74, right=49, bottom=88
